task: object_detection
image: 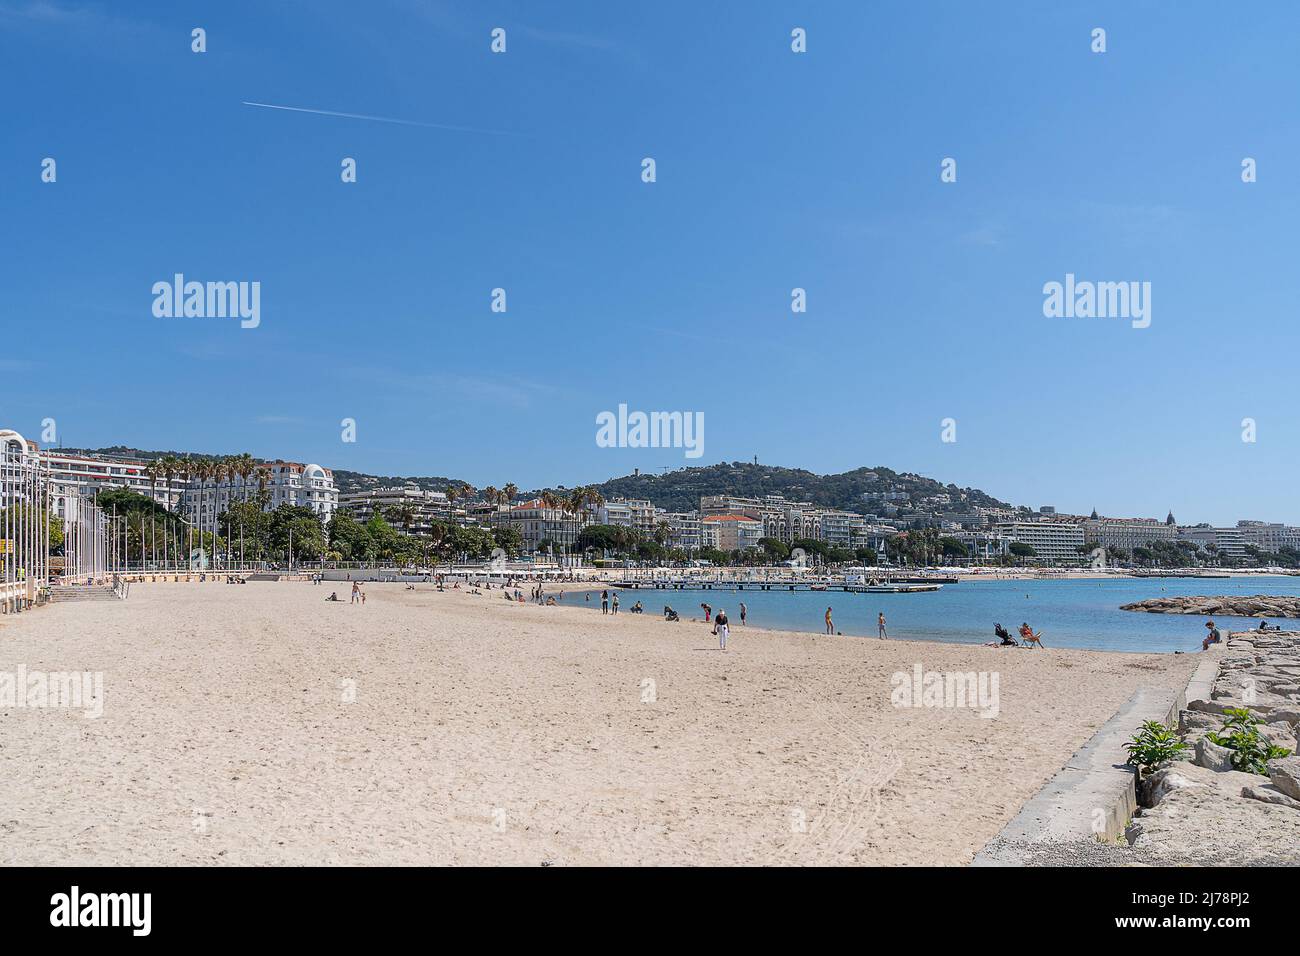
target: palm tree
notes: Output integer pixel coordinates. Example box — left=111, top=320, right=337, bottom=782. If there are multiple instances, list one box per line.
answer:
left=483, top=486, right=499, bottom=511
left=176, top=457, right=194, bottom=568
left=503, top=483, right=518, bottom=505
left=159, top=455, right=179, bottom=568
left=193, top=459, right=212, bottom=569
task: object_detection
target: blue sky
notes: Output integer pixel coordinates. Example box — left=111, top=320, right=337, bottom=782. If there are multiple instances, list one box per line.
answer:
left=3, top=0, right=1298, bottom=524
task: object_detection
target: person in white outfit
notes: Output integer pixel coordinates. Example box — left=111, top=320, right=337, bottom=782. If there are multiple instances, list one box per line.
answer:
left=714, top=608, right=730, bottom=651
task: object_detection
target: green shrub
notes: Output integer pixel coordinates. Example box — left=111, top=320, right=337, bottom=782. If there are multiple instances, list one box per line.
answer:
left=1124, top=720, right=1189, bottom=772
left=1207, top=708, right=1293, bottom=775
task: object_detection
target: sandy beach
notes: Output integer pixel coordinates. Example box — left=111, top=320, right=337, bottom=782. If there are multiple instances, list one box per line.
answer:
left=0, top=582, right=1199, bottom=866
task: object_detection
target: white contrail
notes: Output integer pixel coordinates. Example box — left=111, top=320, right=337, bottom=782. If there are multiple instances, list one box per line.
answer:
left=241, top=101, right=516, bottom=136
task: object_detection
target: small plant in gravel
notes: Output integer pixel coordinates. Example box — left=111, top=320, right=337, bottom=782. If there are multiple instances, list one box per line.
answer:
left=1207, top=708, right=1293, bottom=775
left=1124, top=720, right=1189, bottom=772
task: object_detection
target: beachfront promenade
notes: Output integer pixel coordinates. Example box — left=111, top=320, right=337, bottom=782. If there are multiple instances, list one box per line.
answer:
left=0, top=578, right=1199, bottom=866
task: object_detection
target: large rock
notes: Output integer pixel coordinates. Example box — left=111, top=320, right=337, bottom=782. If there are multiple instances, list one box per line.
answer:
left=1261, top=723, right=1298, bottom=751
left=1268, top=756, right=1300, bottom=800
left=1121, top=596, right=1300, bottom=617
left=1129, top=762, right=1300, bottom=864
left=1196, top=736, right=1236, bottom=772
left=1269, top=708, right=1300, bottom=727
left=1242, top=785, right=1300, bottom=811
left=1179, top=709, right=1223, bottom=734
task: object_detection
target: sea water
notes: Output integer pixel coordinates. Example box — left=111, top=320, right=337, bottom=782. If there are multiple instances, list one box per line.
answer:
left=580, top=575, right=1300, bottom=653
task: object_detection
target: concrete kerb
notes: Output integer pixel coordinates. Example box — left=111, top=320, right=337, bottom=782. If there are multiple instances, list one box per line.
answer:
left=971, top=649, right=1223, bottom=866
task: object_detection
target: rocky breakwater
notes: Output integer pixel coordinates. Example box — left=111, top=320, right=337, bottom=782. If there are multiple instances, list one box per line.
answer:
left=1125, top=629, right=1300, bottom=864
left=1121, top=594, right=1300, bottom=617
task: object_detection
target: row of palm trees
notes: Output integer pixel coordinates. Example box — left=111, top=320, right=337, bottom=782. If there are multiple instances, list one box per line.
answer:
left=419, top=481, right=606, bottom=564
left=134, top=453, right=272, bottom=569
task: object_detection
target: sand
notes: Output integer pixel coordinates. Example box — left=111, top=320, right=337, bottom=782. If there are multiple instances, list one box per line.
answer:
left=0, top=581, right=1199, bottom=866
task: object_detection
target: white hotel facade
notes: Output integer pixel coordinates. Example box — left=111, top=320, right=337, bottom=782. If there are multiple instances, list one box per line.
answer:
left=181, top=461, right=338, bottom=526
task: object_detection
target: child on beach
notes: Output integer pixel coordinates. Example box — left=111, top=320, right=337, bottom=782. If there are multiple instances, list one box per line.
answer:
left=611, top=593, right=619, bottom=614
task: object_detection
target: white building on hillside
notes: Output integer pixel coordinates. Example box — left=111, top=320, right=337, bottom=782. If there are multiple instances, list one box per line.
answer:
left=182, top=460, right=338, bottom=526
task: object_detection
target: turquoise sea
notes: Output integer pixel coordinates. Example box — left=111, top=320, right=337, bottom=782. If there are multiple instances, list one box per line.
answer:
left=579, top=576, right=1300, bottom=653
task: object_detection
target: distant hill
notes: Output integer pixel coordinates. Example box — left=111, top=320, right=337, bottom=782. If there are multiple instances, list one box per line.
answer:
left=330, top=469, right=470, bottom=495
left=58, top=448, right=1019, bottom=517
left=574, top=462, right=1014, bottom=517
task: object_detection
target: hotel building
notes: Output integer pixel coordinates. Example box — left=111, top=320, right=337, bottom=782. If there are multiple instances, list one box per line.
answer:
left=488, top=498, right=582, bottom=553
left=32, top=448, right=188, bottom=520
left=1236, top=521, right=1300, bottom=553
left=181, top=461, right=338, bottom=526
left=1082, top=515, right=1177, bottom=553
left=993, top=520, right=1086, bottom=564
left=1177, top=525, right=1247, bottom=561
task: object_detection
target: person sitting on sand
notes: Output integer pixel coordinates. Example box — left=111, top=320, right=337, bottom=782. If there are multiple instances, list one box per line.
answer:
left=545, top=595, right=556, bottom=605
left=664, top=605, right=680, bottom=622
left=1202, top=620, right=1221, bottom=650
left=631, top=601, right=643, bottom=614
left=326, top=592, right=340, bottom=602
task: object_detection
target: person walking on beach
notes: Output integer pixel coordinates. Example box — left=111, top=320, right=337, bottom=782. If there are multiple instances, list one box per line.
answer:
left=878, top=612, right=888, bottom=640
left=714, top=608, right=730, bottom=651
left=739, top=602, right=747, bottom=626
left=351, top=581, right=361, bottom=604
left=825, top=607, right=834, bottom=634
left=601, top=590, right=609, bottom=614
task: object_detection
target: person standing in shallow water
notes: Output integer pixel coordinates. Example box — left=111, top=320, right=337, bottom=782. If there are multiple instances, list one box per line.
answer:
left=825, top=607, right=833, bottom=634
left=878, top=612, right=888, bottom=639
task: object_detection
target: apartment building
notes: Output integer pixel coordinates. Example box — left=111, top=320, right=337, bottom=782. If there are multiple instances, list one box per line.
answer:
left=701, top=514, right=764, bottom=552
left=339, top=485, right=450, bottom=534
